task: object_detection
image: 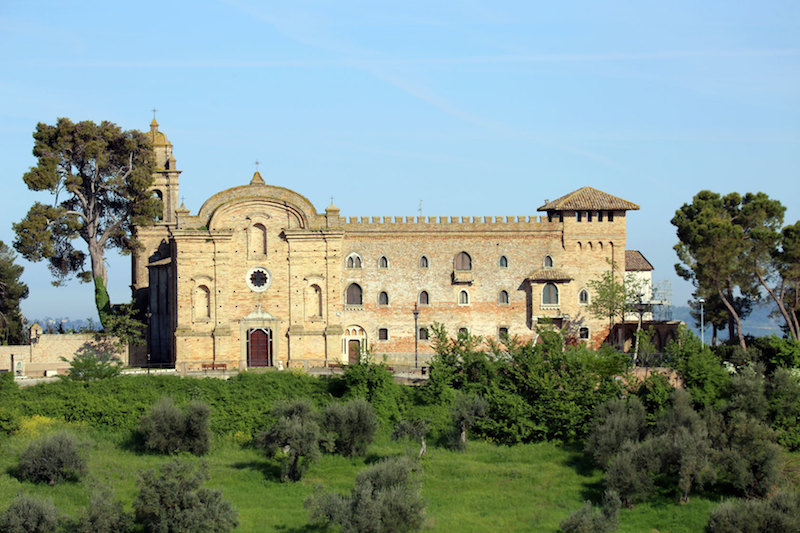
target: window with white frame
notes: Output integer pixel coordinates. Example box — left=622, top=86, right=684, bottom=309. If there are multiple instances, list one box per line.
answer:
left=579, top=289, right=589, bottom=305
left=346, top=253, right=363, bottom=269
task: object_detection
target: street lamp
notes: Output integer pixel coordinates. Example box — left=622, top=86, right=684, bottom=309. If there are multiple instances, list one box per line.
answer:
left=145, top=308, right=152, bottom=373
left=412, top=302, right=420, bottom=369
left=698, top=298, right=705, bottom=348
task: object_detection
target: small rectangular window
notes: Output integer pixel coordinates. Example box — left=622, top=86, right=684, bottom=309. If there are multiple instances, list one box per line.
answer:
left=498, top=327, right=509, bottom=338
left=378, top=328, right=388, bottom=340
left=576, top=212, right=582, bottom=222
left=587, top=211, right=593, bottom=222
left=597, top=211, right=603, bottom=222
left=608, top=211, right=614, bottom=222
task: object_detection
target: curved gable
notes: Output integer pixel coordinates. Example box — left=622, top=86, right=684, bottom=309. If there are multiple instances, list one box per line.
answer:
left=196, top=180, right=319, bottom=230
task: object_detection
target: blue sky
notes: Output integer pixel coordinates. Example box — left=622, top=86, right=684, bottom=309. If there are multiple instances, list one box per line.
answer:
left=1, top=1, right=798, bottom=322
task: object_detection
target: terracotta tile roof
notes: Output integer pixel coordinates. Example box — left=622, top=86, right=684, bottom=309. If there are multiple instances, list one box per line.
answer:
left=625, top=250, right=654, bottom=271
left=526, top=268, right=573, bottom=282
left=537, top=186, right=640, bottom=212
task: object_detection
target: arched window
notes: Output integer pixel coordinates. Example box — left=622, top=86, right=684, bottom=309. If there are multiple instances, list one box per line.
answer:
left=153, top=190, right=164, bottom=221
left=498, top=290, right=509, bottom=305
left=346, top=283, right=363, bottom=305
left=418, top=327, right=429, bottom=340
left=579, top=289, right=589, bottom=305
left=454, top=252, right=472, bottom=271
left=579, top=327, right=589, bottom=340
left=379, top=256, right=389, bottom=268
left=419, top=255, right=429, bottom=268
left=542, top=283, right=559, bottom=305
left=252, top=223, right=267, bottom=255
left=499, top=255, right=508, bottom=268
left=459, top=290, right=469, bottom=305
left=194, top=285, right=210, bottom=320
left=458, top=327, right=469, bottom=335
left=346, top=253, right=362, bottom=269
left=378, top=291, right=389, bottom=306
left=543, top=255, right=553, bottom=268
left=418, top=291, right=429, bottom=305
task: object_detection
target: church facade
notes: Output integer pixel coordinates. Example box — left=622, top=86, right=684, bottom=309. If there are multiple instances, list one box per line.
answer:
left=132, top=121, right=641, bottom=371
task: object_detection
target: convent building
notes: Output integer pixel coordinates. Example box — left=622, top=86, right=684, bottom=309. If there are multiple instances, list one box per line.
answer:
left=131, top=120, right=648, bottom=371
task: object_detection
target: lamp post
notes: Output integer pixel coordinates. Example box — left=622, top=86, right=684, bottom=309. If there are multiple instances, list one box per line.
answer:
left=145, top=308, right=152, bottom=373
left=698, top=297, right=705, bottom=348
left=412, top=302, right=419, bottom=370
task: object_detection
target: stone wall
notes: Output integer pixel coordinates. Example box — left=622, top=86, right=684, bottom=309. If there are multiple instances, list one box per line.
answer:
left=0, top=328, right=128, bottom=377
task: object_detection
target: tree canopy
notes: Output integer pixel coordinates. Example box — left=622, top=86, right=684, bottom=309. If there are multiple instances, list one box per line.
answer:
left=587, top=260, right=645, bottom=349
left=13, top=118, right=158, bottom=328
left=672, top=190, right=798, bottom=348
left=0, top=241, right=29, bottom=345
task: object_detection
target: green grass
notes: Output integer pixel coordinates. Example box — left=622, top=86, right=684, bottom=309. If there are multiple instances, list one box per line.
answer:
left=0, top=423, right=727, bottom=532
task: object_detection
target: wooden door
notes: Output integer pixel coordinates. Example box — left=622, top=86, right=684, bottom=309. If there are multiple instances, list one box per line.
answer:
left=348, top=339, right=361, bottom=364
left=248, top=328, right=273, bottom=367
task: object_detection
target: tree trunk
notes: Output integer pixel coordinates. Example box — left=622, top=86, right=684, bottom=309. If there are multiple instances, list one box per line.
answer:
left=755, top=270, right=798, bottom=341
left=418, top=436, right=426, bottom=458
left=460, top=421, right=467, bottom=447
left=718, top=283, right=746, bottom=351
left=711, top=328, right=717, bottom=347
left=88, top=239, right=112, bottom=329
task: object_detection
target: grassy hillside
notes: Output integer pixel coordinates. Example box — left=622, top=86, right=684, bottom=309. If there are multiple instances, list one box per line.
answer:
left=0, top=422, right=723, bottom=532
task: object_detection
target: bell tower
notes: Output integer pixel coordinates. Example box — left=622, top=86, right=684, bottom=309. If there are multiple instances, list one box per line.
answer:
left=148, top=118, right=181, bottom=225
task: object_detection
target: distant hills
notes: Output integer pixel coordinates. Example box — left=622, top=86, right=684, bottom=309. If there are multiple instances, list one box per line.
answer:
left=27, top=317, right=99, bottom=333
left=670, top=303, right=784, bottom=339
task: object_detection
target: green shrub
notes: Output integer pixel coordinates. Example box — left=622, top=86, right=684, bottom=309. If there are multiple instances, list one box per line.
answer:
left=0, top=370, right=18, bottom=393
left=74, top=488, right=134, bottom=533
left=0, top=494, right=59, bottom=533
left=0, top=405, right=21, bottom=435
left=767, top=367, right=800, bottom=450
left=728, top=364, right=768, bottom=422
left=653, top=390, right=715, bottom=502
left=604, top=440, right=658, bottom=508
left=59, top=341, right=123, bottom=381
left=707, top=411, right=780, bottom=498
left=134, top=459, right=238, bottom=533
left=705, top=491, right=800, bottom=533
left=667, top=326, right=730, bottom=408
left=585, top=396, right=646, bottom=468
left=183, top=401, right=212, bottom=455
left=675, top=349, right=731, bottom=408
left=339, top=360, right=401, bottom=422
left=17, top=430, right=87, bottom=484
left=138, top=397, right=211, bottom=455
left=307, top=456, right=425, bottom=532
left=322, top=399, right=378, bottom=457
left=634, top=372, right=674, bottom=426
left=256, top=399, right=321, bottom=482
left=559, top=489, right=620, bottom=533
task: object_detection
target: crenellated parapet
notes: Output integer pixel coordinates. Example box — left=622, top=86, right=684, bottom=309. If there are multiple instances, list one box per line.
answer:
left=339, top=214, right=562, bottom=232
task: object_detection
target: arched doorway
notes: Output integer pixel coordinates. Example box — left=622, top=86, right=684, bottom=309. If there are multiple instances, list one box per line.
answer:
left=343, top=325, right=367, bottom=364
left=248, top=327, right=273, bottom=367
